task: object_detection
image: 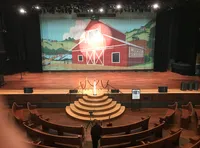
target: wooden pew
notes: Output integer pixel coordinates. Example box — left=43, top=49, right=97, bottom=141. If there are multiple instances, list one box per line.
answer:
left=27, top=102, right=42, bottom=126
left=194, top=105, right=200, bottom=134
left=38, top=116, right=84, bottom=137
left=23, top=122, right=83, bottom=148
left=25, top=141, right=81, bottom=148
left=180, top=136, right=200, bottom=148
left=25, top=141, right=56, bottom=148
left=27, top=102, right=85, bottom=137
left=101, top=128, right=182, bottom=148
left=100, top=122, right=165, bottom=148
left=101, top=116, right=150, bottom=136
left=159, top=102, right=178, bottom=125
left=12, top=102, right=27, bottom=125
left=181, top=102, right=194, bottom=129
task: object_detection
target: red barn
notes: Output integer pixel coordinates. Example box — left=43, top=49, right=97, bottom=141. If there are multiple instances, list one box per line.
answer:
left=71, top=20, right=145, bottom=67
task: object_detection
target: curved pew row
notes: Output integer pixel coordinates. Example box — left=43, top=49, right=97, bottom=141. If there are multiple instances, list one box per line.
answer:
left=101, top=116, right=150, bottom=136
left=181, top=102, right=194, bottom=129
left=180, top=136, right=200, bottom=148
left=27, top=102, right=85, bottom=138
left=23, top=122, right=83, bottom=148
left=12, top=102, right=27, bottom=125
left=194, top=105, right=200, bottom=134
left=101, top=128, right=183, bottom=148
left=100, top=122, right=165, bottom=148
left=159, top=102, right=178, bottom=125
left=25, top=141, right=56, bottom=148
left=26, top=141, right=82, bottom=148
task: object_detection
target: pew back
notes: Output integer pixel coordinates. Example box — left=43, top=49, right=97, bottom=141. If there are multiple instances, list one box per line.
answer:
left=23, top=122, right=83, bottom=148
left=101, top=116, right=150, bottom=136
left=39, top=116, right=84, bottom=137
left=100, top=122, right=165, bottom=147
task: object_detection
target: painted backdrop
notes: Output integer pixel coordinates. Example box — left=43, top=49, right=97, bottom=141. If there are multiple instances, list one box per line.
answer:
left=40, top=14, right=155, bottom=71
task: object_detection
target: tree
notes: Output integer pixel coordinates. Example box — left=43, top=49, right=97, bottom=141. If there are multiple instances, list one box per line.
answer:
left=147, top=25, right=155, bottom=49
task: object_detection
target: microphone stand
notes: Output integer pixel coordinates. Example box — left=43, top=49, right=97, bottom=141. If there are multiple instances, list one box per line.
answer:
left=106, top=115, right=112, bottom=127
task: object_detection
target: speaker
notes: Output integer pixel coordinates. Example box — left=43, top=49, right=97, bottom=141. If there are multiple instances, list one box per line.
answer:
left=171, top=62, right=194, bottom=76
left=69, top=89, right=78, bottom=93
left=158, top=86, right=168, bottom=92
left=111, top=89, right=119, bottom=93
left=24, top=87, right=33, bottom=93
left=193, top=81, right=199, bottom=90
left=188, top=82, right=194, bottom=91
left=180, top=82, right=188, bottom=91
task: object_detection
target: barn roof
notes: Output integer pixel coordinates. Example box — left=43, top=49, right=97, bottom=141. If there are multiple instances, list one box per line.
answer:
left=71, top=32, right=145, bottom=51
left=102, top=34, right=145, bottom=50
left=85, top=20, right=125, bottom=36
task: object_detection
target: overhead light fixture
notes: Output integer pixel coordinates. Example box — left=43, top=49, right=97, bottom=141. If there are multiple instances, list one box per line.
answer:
left=99, top=8, right=104, bottom=13
left=152, top=3, right=160, bottom=9
left=33, top=5, right=41, bottom=10
left=89, top=9, right=93, bottom=13
left=19, top=7, right=27, bottom=14
left=116, top=4, right=122, bottom=9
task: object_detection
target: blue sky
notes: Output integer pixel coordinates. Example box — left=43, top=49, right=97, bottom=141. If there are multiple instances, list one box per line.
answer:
left=40, top=18, right=151, bottom=41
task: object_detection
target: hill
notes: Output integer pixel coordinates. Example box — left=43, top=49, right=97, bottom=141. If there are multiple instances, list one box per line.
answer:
left=125, top=19, right=156, bottom=42
left=41, top=39, right=76, bottom=55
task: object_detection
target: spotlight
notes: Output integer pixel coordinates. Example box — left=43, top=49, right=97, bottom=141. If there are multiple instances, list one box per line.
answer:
left=19, top=7, right=27, bottom=14
left=116, top=4, right=122, bottom=9
left=99, top=8, right=104, bottom=13
left=33, top=5, right=41, bottom=10
left=88, top=9, right=93, bottom=13
left=152, top=3, right=160, bottom=9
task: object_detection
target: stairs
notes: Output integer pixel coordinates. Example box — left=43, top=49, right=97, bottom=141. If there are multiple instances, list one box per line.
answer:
left=65, top=95, right=125, bottom=121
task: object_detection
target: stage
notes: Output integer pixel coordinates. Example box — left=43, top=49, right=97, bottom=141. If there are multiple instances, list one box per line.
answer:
left=1, top=71, right=200, bottom=108
left=1, top=71, right=199, bottom=90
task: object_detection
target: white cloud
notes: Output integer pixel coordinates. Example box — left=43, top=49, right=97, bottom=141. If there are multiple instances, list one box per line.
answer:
left=63, top=20, right=88, bottom=40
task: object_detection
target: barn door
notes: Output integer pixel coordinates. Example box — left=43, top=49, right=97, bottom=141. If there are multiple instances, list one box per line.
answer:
left=86, top=49, right=104, bottom=65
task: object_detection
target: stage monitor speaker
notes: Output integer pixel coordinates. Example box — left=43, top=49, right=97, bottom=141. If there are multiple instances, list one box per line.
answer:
left=24, top=87, right=33, bottom=93
left=171, top=62, right=194, bottom=76
left=193, top=81, right=199, bottom=90
left=69, top=89, right=78, bottom=93
left=180, top=82, right=188, bottom=91
left=158, top=86, right=168, bottom=92
left=111, top=89, right=119, bottom=93
left=188, top=82, right=194, bottom=91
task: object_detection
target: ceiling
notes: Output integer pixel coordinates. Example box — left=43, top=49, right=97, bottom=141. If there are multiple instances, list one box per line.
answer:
left=0, top=0, right=200, bottom=12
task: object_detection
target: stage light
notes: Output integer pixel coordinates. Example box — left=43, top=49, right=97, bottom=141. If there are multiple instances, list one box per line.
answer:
left=88, top=9, right=93, bottom=13
left=99, top=8, right=104, bottom=13
left=116, top=4, right=122, bottom=9
left=19, top=7, right=27, bottom=14
left=34, top=5, right=41, bottom=10
left=152, top=3, right=160, bottom=9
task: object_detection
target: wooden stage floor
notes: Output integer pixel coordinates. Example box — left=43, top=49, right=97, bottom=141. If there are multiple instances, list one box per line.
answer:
left=1, top=71, right=200, bottom=109
left=0, top=71, right=200, bottom=95
left=2, top=71, right=200, bottom=89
